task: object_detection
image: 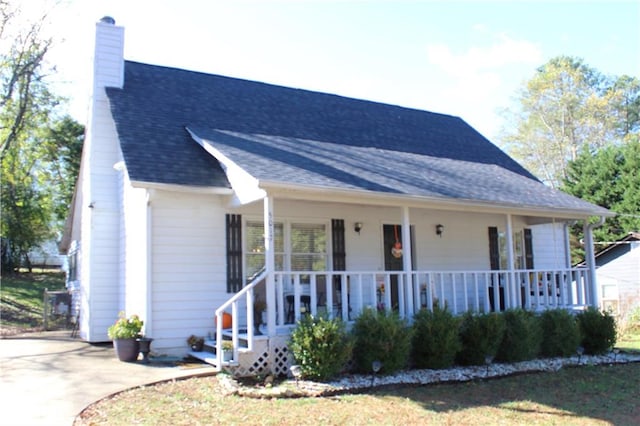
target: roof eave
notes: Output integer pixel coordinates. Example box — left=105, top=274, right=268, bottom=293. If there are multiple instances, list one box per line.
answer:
left=258, top=180, right=613, bottom=220
left=130, top=180, right=233, bottom=195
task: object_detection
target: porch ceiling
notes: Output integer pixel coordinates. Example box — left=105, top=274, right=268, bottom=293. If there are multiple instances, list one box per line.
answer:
left=187, top=127, right=612, bottom=220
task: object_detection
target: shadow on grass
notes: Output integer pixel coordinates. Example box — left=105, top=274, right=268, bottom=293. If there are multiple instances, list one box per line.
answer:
left=368, top=363, right=639, bottom=424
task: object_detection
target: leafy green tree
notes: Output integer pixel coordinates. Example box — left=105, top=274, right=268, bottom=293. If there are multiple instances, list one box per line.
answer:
left=608, top=75, right=640, bottom=138
left=562, top=138, right=640, bottom=262
left=40, top=117, right=84, bottom=225
left=0, top=0, right=55, bottom=157
left=501, top=56, right=632, bottom=188
left=1, top=2, right=83, bottom=272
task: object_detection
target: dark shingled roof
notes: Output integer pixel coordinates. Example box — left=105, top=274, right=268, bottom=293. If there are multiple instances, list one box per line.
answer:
left=106, top=61, right=609, bottom=215
left=189, top=128, right=608, bottom=214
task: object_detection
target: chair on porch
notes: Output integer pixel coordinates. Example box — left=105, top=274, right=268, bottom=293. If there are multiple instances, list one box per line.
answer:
left=286, top=294, right=311, bottom=324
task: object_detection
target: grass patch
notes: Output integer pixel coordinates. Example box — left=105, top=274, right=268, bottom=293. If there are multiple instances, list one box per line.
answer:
left=0, top=271, right=66, bottom=333
left=75, top=363, right=640, bottom=425
left=617, top=331, right=640, bottom=352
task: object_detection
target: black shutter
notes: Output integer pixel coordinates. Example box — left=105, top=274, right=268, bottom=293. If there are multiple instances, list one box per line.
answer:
left=488, top=226, right=500, bottom=270
left=524, top=228, right=534, bottom=269
left=226, top=214, right=243, bottom=293
left=332, top=219, right=346, bottom=271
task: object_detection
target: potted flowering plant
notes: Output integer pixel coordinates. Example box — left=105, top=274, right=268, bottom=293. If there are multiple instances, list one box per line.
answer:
left=222, top=340, right=234, bottom=362
left=107, top=312, right=144, bottom=362
left=187, top=335, right=204, bottom=351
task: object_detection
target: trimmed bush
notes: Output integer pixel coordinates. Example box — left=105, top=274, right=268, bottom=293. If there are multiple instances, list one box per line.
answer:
left=351, top=308, right=412, bottom=374
left=411, top=305, right=461, bottom=369
left=539, top=308, right=580, bottom=357
left=577, top=307, right=617, bottom=355
left=495, top=309, right=542, bottom=363
left=456, top=311, right=505, bottom=366
left=289, top=315, right=352, bottom=381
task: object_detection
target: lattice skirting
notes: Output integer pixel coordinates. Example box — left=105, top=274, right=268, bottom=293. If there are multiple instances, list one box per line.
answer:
left=223, top=335, right=294, bottom=378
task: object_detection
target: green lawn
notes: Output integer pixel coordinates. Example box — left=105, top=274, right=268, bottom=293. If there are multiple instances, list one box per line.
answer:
left=0, top=271, right=66, bottom=333
left=75, top=362, right=640, bottom=425
left=618, top=331, right=640, bottom=352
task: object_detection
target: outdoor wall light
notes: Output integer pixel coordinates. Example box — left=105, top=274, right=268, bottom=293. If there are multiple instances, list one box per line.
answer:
left=436, top=224, right=444, bottom=237
left=354, top=222, right=363, bottom=234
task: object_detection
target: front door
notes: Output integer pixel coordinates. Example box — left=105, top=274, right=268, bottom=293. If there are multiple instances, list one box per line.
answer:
left=383, top=224, right=406, bottom=310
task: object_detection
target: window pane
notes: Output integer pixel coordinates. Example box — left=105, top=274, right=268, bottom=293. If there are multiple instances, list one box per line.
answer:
left=291, top=254, right=327, bottom=272
left=245, top=221, right=284, bottom=277
left=291, top=223, right=326, bottom=254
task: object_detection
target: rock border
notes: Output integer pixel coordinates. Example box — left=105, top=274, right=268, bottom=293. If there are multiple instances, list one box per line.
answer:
left=218, top=351, right=640, bottom=399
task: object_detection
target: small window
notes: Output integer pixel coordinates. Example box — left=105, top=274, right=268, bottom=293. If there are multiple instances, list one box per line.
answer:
left=68, top=250, right=78, bottom=282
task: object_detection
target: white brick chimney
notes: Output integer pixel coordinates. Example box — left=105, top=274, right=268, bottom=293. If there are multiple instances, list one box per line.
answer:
left=92, top=16, right=124, bottom=92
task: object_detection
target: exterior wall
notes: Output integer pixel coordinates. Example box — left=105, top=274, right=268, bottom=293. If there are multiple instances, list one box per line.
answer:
left=137, top=195, right=573, bottom=357
left=120, top=171, right=150, bottom=334
left=236, top=200, right=562, bottom=273
left=148, top=191, right=229, bottom=356
left=597, top=243, right=640, bottom=321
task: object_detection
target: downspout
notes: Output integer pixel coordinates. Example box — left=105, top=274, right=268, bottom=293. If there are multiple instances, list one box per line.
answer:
left=145, top=190, right=153, bottom=338
left=563, top=221, right=577, bottom=268
left=584, top=216, right=605, bottom=308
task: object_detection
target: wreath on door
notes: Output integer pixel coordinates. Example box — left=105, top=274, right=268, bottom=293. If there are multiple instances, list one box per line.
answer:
left=391, top=225, right=403, bottom=258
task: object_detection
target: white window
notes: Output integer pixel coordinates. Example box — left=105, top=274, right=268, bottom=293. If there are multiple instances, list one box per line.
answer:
left=244, top=220, right=328, bottom=280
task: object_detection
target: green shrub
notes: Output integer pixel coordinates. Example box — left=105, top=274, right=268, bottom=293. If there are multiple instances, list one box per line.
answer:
left=495, top=309, right=542, bottom=363
left=107, top=312, right=143, bottom=339
left=351, top=308, right=412, bottom=374
left=577, top=307, right=617, bottom=355
left=539, top=308, right=580, bottom=357
left=456, top=311, right=505, bottom=366
left=411, top=305, right=461, bottom=369
left=289, top=314, right=352, bottom=381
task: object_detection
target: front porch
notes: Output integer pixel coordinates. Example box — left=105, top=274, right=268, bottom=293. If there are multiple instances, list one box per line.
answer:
left=194, top=266, right=592, bottom=376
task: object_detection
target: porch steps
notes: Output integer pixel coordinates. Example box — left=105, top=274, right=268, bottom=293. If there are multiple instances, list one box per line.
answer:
left=187, top=328, right=289, bottom=367
left=187, top=330, right=256, bottom=367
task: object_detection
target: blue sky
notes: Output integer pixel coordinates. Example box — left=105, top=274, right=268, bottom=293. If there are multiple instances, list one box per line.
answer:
left=28, top=0, right=640, bottom=141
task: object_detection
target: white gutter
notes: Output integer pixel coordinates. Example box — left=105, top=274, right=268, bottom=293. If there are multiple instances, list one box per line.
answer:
left=130, top=180, right=233, bottom=195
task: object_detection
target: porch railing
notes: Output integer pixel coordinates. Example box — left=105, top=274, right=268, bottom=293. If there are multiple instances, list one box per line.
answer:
left=214, top=269, right=267, bottom=368
left=271, top=267, right=591, bottom=324
left=214, top=267, right=590, bottom=366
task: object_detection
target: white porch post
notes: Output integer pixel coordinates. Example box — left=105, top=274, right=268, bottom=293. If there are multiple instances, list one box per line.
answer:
left=264, top=195, right=276, bottom=336
left=505, top=214, right=516, bottom=309
left=583, top=218, right=603, bottom=308
left=401, top=206, right=414, bottom=319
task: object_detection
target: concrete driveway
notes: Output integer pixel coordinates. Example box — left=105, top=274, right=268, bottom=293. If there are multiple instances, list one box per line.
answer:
left=0, top=331, right=214, bottom=425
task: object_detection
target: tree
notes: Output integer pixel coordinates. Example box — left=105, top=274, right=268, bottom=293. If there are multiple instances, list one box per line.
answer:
left=0, top=2, right=83, bottom=272
left=0, top=0, right=55, bottom=157
left=608, top=75, right=640, bottom=139
left=501, top=56, right=628, bottom=188
left=562, top=137, right=640, bottom=262
left=40, top=116, right=84, bottom=226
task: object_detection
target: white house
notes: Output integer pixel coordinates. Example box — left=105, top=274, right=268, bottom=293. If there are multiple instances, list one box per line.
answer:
left=61, top=17, right=612, bottom=376
left=591, top=232, right=640, bottom=324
